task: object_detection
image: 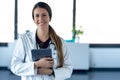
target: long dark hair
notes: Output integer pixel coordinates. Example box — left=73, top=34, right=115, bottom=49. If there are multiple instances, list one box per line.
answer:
left=49, top=25, right=64, bottom=67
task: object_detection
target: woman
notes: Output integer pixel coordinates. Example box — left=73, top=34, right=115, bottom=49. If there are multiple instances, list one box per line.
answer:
left=11, top=1, right=73, bottom=80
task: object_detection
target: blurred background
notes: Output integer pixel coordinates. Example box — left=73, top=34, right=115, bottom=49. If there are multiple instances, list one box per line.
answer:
left=1, top=0, right=120, bottom=80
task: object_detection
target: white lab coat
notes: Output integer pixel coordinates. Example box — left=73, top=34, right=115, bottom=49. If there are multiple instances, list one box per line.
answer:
left=11, top=31, right=73, bottom=80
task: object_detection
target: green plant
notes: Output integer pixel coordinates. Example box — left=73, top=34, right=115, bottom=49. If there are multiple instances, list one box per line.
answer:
left=72, top=26, right=84, bottom=39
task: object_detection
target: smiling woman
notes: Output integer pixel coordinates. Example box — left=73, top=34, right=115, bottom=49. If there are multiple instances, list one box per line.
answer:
left=0, top=0, right=14, bottom=42
left=11, top=2, right=73, bottom=80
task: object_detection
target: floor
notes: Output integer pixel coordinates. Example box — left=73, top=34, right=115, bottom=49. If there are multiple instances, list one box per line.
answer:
left=1, top=68, right=120, bottom=80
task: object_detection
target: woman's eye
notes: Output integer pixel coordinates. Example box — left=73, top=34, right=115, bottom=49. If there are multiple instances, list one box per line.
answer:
left=36, top=14, right=39, bottom=17
left=43, top=14, right=46, bottom=16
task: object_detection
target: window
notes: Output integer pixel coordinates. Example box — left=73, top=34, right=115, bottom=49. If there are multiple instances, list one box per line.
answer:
left=76, top=0, right=120, bottom=44
left=0, top=0, right=14, bottom=42
left=18, top=0, right=73, bottom=40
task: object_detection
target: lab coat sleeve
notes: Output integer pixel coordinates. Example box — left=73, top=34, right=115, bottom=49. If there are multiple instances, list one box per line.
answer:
left=53, top=40, right=73, bottom=80
left=11, top=36, right=37, bottom=76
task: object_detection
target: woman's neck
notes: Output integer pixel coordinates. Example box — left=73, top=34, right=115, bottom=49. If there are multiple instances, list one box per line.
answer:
left=37, top=29, right=49, bottom=42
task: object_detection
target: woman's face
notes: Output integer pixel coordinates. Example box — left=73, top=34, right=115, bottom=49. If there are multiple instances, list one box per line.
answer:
left=33, top=7, right=50, bottom=30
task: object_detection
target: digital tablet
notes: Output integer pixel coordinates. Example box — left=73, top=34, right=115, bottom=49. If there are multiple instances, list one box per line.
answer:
left=31, top=49, right=52, bottom=61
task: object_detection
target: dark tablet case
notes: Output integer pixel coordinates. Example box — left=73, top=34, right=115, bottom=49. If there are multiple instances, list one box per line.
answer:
left=31, top=49, right=52, bottom=61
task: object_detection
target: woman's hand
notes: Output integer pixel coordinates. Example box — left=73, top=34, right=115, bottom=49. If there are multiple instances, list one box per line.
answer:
left=37, top=68, right=53, bottom=75
left=34, top=57, right=54, bottom=68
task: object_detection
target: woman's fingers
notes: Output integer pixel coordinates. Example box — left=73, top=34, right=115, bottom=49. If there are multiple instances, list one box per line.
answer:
left=35, top=57, right=54, bottom=68
left=45, top=57, right=54, bottom=61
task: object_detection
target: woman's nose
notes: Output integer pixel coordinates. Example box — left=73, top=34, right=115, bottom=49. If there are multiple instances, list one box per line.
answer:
left=38, top=16, right=42, bottom=21
left=39, top=15, right=44, bottom=20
